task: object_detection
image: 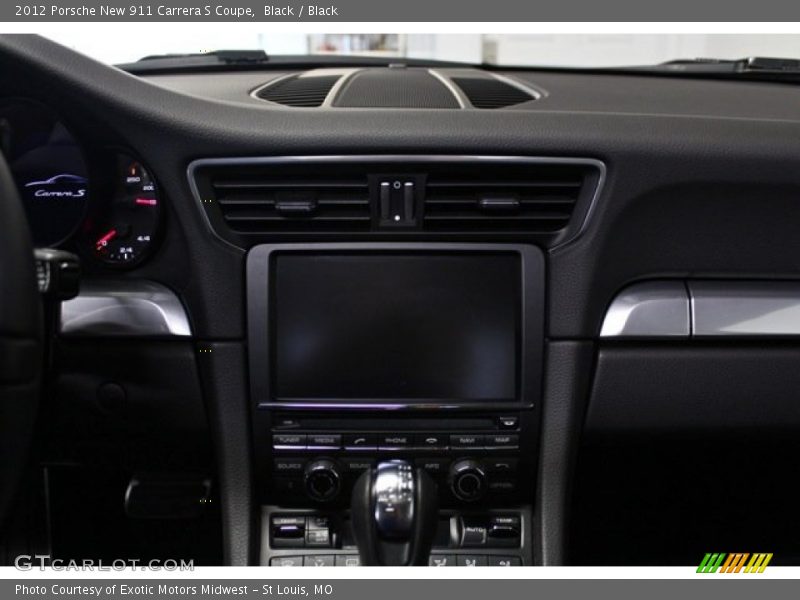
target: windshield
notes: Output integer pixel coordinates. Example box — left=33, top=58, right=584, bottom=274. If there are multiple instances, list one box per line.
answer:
left=41, top=33, right=800, bottom=68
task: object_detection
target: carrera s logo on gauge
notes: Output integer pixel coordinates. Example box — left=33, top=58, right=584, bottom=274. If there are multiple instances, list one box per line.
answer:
left=25, top=173, right=88, bottom=198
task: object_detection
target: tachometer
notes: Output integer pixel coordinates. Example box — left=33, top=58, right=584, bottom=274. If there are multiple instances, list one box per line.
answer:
left=88, top=155, right=161, bottom=267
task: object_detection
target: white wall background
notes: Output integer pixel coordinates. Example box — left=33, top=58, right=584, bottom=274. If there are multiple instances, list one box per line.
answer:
left=41, top=32, right=800, bottom=67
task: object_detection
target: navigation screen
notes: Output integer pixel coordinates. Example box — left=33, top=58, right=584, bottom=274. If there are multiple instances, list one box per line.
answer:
left=272, top=253, right=520, bottom=402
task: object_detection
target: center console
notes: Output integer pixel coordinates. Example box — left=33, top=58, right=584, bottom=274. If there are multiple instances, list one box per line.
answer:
left=247, top=243, right=544, bottom=566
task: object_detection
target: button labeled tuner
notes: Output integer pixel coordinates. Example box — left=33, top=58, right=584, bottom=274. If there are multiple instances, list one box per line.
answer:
left=273, top=433, right=306, bottom=449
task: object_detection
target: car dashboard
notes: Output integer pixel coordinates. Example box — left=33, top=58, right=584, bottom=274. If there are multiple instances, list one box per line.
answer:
left=2, top=34, right=800, bottom=567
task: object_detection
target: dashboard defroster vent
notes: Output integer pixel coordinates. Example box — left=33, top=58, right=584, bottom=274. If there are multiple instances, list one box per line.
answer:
left=255, top=74, right=341, bottom=107
left=452, top=77, right=537, bottom=109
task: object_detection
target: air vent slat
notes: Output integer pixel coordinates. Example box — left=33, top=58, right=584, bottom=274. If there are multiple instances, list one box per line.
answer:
left=426, top=181, right=579, bottom=189
left=451, top=77, right=536, bottom=109
left=203, top=166, right=371, bottom=232
left=255, top=74, right=341, bottom=107
left=213, top=181, right=367, bottom=190
left=192, top=158, right=599, bottom=244
left=423, top=167, right=584, bottom=233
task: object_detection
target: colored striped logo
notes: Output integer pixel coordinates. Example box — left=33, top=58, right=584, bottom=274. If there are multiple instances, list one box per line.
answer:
left=697, top=553, right=773, bottom=573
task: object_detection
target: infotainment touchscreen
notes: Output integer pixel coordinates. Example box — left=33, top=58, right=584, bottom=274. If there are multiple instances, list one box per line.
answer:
left=271, top=253, right=520, bottom=403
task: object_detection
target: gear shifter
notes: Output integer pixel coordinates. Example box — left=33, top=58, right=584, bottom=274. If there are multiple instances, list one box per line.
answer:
left=351, top=460, right=438, bottom=566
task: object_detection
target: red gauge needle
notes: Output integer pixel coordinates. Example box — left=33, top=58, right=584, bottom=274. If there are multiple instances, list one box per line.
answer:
left=135, top=197, right=157, bottom=206
left=95, top=228, right=117, bottom=250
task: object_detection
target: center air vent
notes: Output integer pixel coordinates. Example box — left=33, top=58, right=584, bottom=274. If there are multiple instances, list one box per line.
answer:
left=423, top=168, right=583, bottom=232
left=200, top=167, right=370, bottom=235
left=190, top=157, right=603, bottom=248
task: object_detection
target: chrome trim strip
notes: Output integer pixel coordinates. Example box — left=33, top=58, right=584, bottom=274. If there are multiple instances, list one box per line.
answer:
left=320, top=68, right=362, bottom=107
left=489, top=72, right=545, bottom=101
left=602, top=280, right=800, bottom=338
left=427, top=69, right=468, bottom=109
left=60, top=280, right=191, bottom=338
left=600, top=281, right=690, bottom=338
left=690, top=281, right=800, bottom=337
left=260, top=402, right=529, bottom=411
left=186, top=155, right=606, bottom=252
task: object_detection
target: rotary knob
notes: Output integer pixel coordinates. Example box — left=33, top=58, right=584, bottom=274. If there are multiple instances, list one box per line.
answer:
left=304, top=459, right=341, bottom=502
left=449, top=459, right=487, bottom=502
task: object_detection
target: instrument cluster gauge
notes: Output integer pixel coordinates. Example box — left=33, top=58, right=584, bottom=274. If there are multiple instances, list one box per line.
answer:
left=87, top=154, right=162, bottom=267
left=0, top=98, right=90, bottom=247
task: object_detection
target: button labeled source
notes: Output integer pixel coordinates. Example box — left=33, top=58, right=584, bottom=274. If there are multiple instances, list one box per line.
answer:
left=342, top=457, right=375, bottom=472
left=273, top=458, right=305, bottom=473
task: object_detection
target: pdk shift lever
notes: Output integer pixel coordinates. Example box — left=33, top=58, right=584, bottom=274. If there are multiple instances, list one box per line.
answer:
left=351, top=460, right=438, bottom=566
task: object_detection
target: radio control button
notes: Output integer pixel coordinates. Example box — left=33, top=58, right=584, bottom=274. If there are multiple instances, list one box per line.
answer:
left=450, top=434, right=483, bottom=448
left=342, top=457, right=375, bottom=472
left=273, top=458, right=306, bottom=473
left=273, top=433, right=307, bottom=449
left=307, top=434, right=341, bottom=449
